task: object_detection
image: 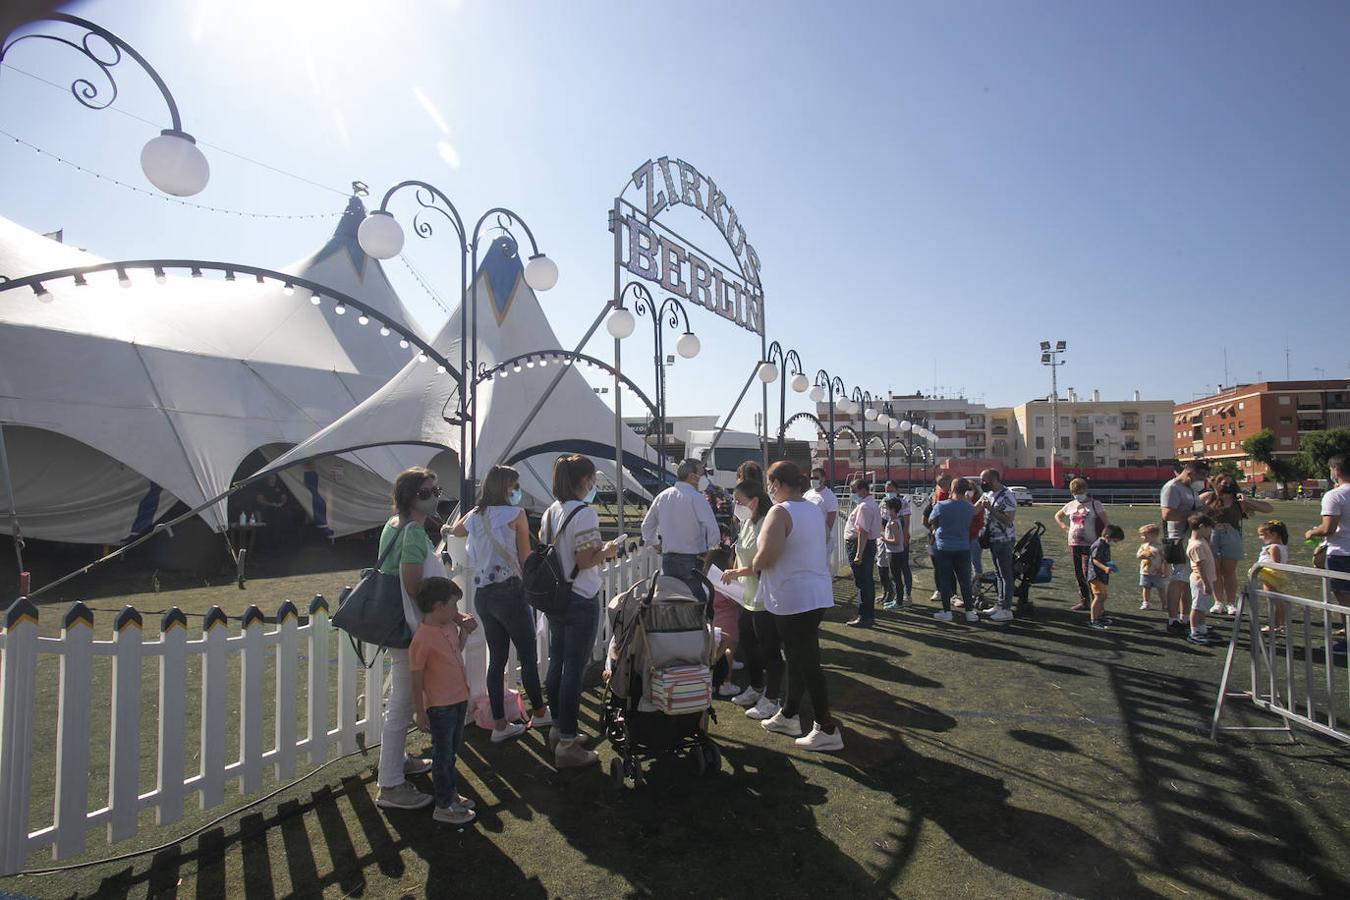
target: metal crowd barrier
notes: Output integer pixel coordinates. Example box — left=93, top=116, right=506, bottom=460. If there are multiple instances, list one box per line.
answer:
left=1211, top=559, right=1350, bottom=745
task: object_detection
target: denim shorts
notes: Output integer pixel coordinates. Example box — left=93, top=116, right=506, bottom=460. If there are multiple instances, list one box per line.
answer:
left=1328, top=554, right=1350, bottom=595
left=1139, top=574, right=1166, bottom=590
left=1170, top=564, right=1190, bottom=583
left=1211, top=526, right=1244, bottom=561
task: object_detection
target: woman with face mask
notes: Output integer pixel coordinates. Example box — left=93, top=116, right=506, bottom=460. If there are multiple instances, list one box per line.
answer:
left=1197, top=474, right=1273, bottom=615
left=1055, top=478, right=1110, bottom=612
left=376, top=467, right=479, bottom=813
left=721, top=479, right=774, bottom=714
left=539, top=454, right=621, bottom=767
left=450, top=464, right=549, bottom=742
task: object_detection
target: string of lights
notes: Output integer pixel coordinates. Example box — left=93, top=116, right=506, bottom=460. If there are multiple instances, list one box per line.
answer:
left=396, top=253, right=454, bottom=316
left=0, top=127, right=344, bottom=221
left=0, top=61, right=350, bottom=198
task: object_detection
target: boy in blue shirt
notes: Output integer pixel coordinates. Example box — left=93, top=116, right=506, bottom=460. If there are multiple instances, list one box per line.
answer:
left=1086, top=524, right=1125, bottom=629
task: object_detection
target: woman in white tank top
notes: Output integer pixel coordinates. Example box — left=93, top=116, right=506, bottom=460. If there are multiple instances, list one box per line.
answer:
left=449, top=465, right=548, bottom=741
left=751, top=461, right=844, bottom=753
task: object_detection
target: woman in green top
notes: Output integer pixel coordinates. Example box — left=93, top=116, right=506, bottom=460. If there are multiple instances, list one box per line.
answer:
left=721, top=479, right=779, bottom=718
left=375, top=467, right=478, bottom=813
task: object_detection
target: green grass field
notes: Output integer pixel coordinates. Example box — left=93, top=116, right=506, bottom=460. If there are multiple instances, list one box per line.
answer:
left=2, top=501, right=1348, bottom=899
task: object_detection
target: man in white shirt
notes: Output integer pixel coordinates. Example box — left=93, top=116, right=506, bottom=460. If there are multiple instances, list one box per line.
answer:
left=844, top=478, right=882, bottom=627
left=1306, top=454, right=1350, bottom=653
left=804, top=466, right=839, bottom=541
left=641, top=458, right=720, bottom=603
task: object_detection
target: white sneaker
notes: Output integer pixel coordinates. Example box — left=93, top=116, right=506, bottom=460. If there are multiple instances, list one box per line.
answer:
left=795, top=725, right=845, bottom=752
left=530, top=709, right=555, bottom=729
left=716, top=682, right=742, bottom=698
left=490, top=721, right=527, bottom=743
left=403, top=754, right=432, bottom=776
left=761, top=710, right=804, bottom=737
left=746, top=696, right=780, bottom=719
left=376, top=781, right=433, bottom=810
left=731, top=686, right=762, bottom=707
left=964, top=610, right=980, bottom=623
left=933, top=610, right=953, bottom=622
left=1139, top=601, right=1150, bottom=610
left=1224, top=604, right=1237, bottom=616
left=987, top=607, right=1014, bottom=622
left=930, top=590, right=941, bottom=602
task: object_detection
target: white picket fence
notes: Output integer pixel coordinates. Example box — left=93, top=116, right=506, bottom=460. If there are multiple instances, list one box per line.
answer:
left=0, top=547, right=656, bottom=875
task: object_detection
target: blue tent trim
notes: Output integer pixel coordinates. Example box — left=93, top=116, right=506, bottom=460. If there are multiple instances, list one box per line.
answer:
left=302, top=469, right=334, bottom=538
left=480, top=236, right=522, bottom=325
left=310, top=195, right=369, bottom=279
left=125, top=482, right=163, bottom=540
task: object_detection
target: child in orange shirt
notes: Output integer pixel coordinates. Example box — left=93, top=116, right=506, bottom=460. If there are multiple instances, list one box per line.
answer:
left=410, top=576, right=476, bottom=825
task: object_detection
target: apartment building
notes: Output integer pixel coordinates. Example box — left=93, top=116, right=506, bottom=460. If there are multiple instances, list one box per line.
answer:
left=1171, top=380, right=1350, bottom=478
left=812, top=392, right=988, bottom=476
left=981, top=390, right=1173, bottom=470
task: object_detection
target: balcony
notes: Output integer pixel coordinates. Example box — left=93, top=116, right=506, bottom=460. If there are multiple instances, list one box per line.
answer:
left=1121, top=419, right=1139, bottom=431
left=990, top=426, right=1009, bottom=436
left=1123, top=441, right=1140, bottom=452
left=1192, top=440, right=1205, bottom=453
left=1297, top=419, right=1325, bottom=432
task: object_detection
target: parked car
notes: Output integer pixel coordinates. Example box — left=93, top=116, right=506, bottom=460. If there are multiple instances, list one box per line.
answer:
left=1009, top=485, right=1034, bottom=506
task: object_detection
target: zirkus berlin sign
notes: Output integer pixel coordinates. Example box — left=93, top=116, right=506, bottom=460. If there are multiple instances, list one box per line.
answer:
left=611, top=157, right=765, bottom=335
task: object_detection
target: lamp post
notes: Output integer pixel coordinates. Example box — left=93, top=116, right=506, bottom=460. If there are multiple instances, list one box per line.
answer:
left=896, top=413, right=931, bottom=489
left=810, top=371, right=848, bottom=483
left=878, top=401, right=896, bottom=479
left=851, top=387, right=876, bottom=476
left=1040, top=340, right=1067, bottom=477
left=762, top=341, right=808, bottom=457
left=1, top=12, right=210, bottom=196
left=606, top=283, right=699, bottom=479
left=358, top=182, right=557, bottom=502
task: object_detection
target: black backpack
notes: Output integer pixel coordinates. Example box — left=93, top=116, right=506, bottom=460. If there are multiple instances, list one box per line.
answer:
left=521, top=504, right=586, bottom=615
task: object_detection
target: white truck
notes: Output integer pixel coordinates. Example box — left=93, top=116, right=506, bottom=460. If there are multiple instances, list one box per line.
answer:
left=685, top=428, right=764, bottom=492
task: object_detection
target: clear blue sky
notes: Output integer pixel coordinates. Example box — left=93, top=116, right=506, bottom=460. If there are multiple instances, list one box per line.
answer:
left=3, top=1, right=1348, bottom=437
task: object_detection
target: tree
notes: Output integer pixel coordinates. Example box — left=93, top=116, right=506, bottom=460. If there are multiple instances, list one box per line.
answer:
left=1209, top=459, right=1242, bottom=481
left=1297, top=428, right=1350, bottom=477
left=1242, top=428, right=1305, bottom=496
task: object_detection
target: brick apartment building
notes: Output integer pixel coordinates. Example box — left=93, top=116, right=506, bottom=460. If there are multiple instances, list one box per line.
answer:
left=1172, top=380, right=1350, bottom=479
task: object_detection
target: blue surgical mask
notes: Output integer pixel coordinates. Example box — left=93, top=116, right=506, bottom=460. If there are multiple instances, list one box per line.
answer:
left=583, top=485, right=597, bottom=504
left=809, top=479, right=821, bottom=490
left=884, top=491, right=896, bottom=500
left=509, top=488, right=523, bottom=506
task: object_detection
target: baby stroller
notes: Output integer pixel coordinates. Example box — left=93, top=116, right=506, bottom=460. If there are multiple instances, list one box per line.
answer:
left=600, top=571, right=721, bottom=787
left=972, top=522, right=1054, bottom=619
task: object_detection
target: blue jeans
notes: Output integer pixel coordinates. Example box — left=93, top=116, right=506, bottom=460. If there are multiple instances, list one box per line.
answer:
left=475, top=577, right=544, bottom=720
left=989, top=540, right=1015, bottom=610
left=847, top=538, right=877, bottom=620
left=545, top=590, right=600, bottom=738
left=426, top=701, right=468, bottom=809
left=662, top=552, right=708, bottom=604
left=933, top=548, right=973, bottom=613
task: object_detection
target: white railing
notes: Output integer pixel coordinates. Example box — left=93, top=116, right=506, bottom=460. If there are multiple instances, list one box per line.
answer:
left=0, top=545, right=658, bottom=876
left=1211, top=560, right=1350, bottom=745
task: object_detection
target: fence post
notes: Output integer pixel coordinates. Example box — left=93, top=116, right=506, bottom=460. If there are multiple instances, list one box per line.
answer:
left=53, top=602, right=94, bottom=860
left=363, top=640, right=383, bottom=746
left=239, top=606, right=265, bottom=795
left=336, top=616, right=358, bottom=755
left=156, top=608, right=187, bottom=825
left=307, top=595, right=330, bottom=766
left=274, top=601, right=299, bottom=780
left=0, top=598, right=40, bottom=875
left=108, top=606, right=144, bottom=843
left=199, top=606, right=228, bottom=810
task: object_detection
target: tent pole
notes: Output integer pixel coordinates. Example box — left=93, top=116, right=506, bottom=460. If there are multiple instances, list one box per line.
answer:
left=706, top=363, right=762, bottom=465
left=0, top=424, right=25, bottom=577
left=612, top=198, right=625, bottom=535
left=493, top=300, right=615, bottom=469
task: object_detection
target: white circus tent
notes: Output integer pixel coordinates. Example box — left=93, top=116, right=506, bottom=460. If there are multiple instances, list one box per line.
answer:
left=0, top=196, right=448, bottom=545
left=262, top=235, right=664, bottom=507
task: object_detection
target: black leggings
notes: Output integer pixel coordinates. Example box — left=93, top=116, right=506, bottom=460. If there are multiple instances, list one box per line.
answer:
left=738, top=607, right=765, bottom=691
left=1072, top=545, right=1092, bottom=603
left=752, top=610, right=783, bottom=700
left=775, top=607, right=833, bottom=729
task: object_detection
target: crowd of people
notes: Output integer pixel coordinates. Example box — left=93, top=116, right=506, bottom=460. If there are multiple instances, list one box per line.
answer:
left=364, top=451, right=1350, bottom=826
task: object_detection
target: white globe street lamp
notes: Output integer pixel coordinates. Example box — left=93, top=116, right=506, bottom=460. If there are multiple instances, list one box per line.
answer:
left=791, top=372, right=809, bottom=393
left=676, top=331, right=701, bottom=359
left=864, top=407, right=879, bottom=422
left=809, top=385, right=824, bottom=403
left=140, top=131, right=209, bottom=197
left=605, top=307, right=636, bottom=339
left=758, top=362, right=779, bottom=384
left=524, top=254, right=559, bottom=291
left=357, top=211, right=405, bottom=259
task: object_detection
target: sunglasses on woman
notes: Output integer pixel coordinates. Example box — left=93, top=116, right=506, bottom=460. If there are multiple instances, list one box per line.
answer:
left=415, top=486, right=442, bottom=501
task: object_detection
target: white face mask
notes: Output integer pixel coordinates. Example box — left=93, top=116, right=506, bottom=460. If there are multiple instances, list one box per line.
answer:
left=809, top=479, right=821, bottom=491
left=1072, top=492, right=1087, bottom=503
left=1192, top=479, right=1207, bottom=490
left=697, top=475, right=710, bottom=491
left=733, top=502, right=751, bottom=522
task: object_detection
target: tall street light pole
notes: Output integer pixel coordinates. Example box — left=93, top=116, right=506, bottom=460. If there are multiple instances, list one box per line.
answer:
left=810, top=371, right=848, bottom=483
left=358, top=184, right=558, bottom=505
left=1040, top=340, right=1067, bottom=481
left=763, top=341, right=808, bottom=457
left=606, top=284, right=700, bottom=480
